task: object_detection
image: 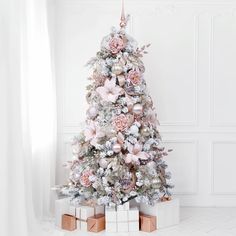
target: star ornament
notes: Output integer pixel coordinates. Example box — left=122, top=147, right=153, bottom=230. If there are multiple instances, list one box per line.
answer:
left=96, top=78, right=123, bottom=103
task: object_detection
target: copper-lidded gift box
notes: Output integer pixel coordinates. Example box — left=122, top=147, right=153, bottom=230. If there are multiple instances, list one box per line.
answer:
left=139, top=213, right=156, bottom=232
left=87, top=214, right=105, bottom=232
left=61, top=214, right=77, bottom=231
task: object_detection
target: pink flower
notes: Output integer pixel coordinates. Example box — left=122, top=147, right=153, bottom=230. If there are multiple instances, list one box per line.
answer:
left=84, top=121, right=105, bottom=146
left=114, top=114, right=129, bottom=131
left=125, top=143, right=148, bottom=164
left=127, top=70, right=141, bottom=85
left=80, top=170, right=93, bottom=187
left=96, top=78, right=123, bottom=103
left=109, top=37, right=125, bottom=54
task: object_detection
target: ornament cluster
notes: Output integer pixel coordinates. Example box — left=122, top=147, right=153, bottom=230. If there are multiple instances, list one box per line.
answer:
left=62, top=26, right=173, bottom=206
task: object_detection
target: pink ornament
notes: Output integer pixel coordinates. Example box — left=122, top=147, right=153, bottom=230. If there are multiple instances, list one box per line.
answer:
left=127, top=70, right=141, bottom=85
left=132, top=103, right=143, bottom=115
left=109, top=37, right=125, bottom=54
left=87, top=106, right=97, bottom=118
left=80, top=170, right=93, bottom=187
left=113, top=114, right=129, bottom=131
left=112, top=143, right=121, bottom=153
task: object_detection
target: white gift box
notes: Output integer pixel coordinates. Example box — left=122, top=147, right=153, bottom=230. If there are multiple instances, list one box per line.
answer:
left=117, top=210, right=128, bottom=222
left=55, top=198, right=70, bottom=227
left=105, top=207, right=117, bottom=223
left=105, top=207, right=117, bottom=232
left=69, top=206, right=76, bottom=216
left=117, top=201, right=129, bottom=211
left=106, top=222, right=117, bottom=233
left=76, top=205, right=102, bottom=231
left=128, top=207, right=139, bottom=221
left=128, top=221, right=139, bottom=232
left=117, top=222, right=129, bottom=232
left=140, top=198, right=179, bottom=229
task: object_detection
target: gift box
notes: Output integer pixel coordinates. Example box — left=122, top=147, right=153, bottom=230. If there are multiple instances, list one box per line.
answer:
left=87, top=214, right=105, bottom=232
left=55, top=198, right=70, bottom=227
left=61, top=214, right=77, bottom=231
left=140, top=198, right=179, bottom=229
left=105, top=207, right=117, bottom=232
left=105, top=205, right=139, bottom=232
left=128, top=207, right=139, bottom=232
left=140, top=214, right=156, bottom=232
left=117, top=201, right=129, bottom=211
left=76, top=205, right=105, bottom=231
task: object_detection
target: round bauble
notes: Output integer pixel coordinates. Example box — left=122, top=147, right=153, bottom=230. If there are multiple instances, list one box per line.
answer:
left=99, top=159, right=108, bottom=169
left=132, top=103, right=143, bottom=115
left=141, top=127, right=149, bottom=136
left=87, top=106, right=97, bottom=118
left=112, top=143, right=122, bottom=153
left=112, top=64, right=123, bottom=75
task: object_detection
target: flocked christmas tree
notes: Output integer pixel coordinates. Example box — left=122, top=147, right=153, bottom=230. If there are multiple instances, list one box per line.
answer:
left=62, top=2, right=173, bottom=206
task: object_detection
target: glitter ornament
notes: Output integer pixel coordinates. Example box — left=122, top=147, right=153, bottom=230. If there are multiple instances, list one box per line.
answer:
left=112, top=143, right=122, bottom=153
left=132, top=103, right=143, bottom=115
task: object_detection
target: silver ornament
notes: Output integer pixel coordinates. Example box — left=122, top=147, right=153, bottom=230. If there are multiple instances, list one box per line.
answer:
left=132, top=103, right=143, bottom=115
left=147, top=161, right=156, bottom=169
left=112, top=143, right=122, bottom=153
left=112, top=64, right=123, bottom=75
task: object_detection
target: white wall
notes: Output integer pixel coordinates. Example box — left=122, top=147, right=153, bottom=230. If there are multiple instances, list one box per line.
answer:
left=54, top=0, right=236, bottom=206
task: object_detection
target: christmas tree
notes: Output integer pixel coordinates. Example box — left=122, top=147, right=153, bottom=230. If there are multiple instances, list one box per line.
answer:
left=62, top=2, right=173, bottom=206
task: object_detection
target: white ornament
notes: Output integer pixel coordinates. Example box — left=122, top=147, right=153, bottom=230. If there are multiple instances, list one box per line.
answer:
left=112, top=143, right=121, bottom=153
left=147, top=161, right=156, bottom=169
left=87, top=106, right=97, bottom=118
left=118, top=75, right=126, bottom=86
left=99, top=159, right=108, bottom=168
left=132, top=103, right=143, bottom=115
left=112, top=63, right=123, bottom=75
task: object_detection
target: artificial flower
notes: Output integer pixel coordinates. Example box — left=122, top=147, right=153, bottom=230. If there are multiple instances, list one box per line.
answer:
left=125, top=142, right=148, bottom=164
left=96, top=78, right=123, bottom=102
left=109, top=36, right=125, bottom=54
left=80, top=170, right=94, bottom=187
left=84, top=121, right=105, bottom=146
left=113, top=114, right=129, bottom=131
left=127, top=69, right=141, bottom=85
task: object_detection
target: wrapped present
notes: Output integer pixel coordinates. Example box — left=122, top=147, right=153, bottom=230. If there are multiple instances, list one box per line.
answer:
left=61, top=214, right=77, bottom=231
left=117, top=210, right=128, bottom=222
left=55, top=198, right=70, bottom=227
left=117, top=222, right=129, bottom=232
left=140, top=198, right=179, bottom=229
left=76, top=205, right=105, bottom=231
left=128, top=207, right=139, bottom=232
left=117, top=201, right=129, bottom=211
left=105, top=207, right=117, bottom=232
left=140, top=214, right=156, bottom=232
left=87, top=214, right=105, bottom=232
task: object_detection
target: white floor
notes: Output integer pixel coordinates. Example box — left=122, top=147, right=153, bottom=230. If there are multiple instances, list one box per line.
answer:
left=43, top=208, right=236, bottom=236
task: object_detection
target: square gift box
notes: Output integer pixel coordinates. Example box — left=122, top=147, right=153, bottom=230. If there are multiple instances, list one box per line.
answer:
left=61, top=214, right=77, bottom=231
left=105, top=207, right=117, bottom=233
left=87, top=214, right=105, bottom=232
left=76, top=205, right=104, bottom=231
left=55, top=198, right=70, bottom=227
left=140, top=198, right=179, bottom=229
left=140, top=214, right=156, bottom=232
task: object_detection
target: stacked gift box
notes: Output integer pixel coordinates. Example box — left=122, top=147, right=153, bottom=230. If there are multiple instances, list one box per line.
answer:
left=105, top=202, right=139, bottom=233
left=55, top=197, right=179, bottom=233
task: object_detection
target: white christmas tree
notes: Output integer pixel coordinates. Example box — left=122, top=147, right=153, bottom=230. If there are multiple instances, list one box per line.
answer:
left=62, top=2, right=173, bottom=206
